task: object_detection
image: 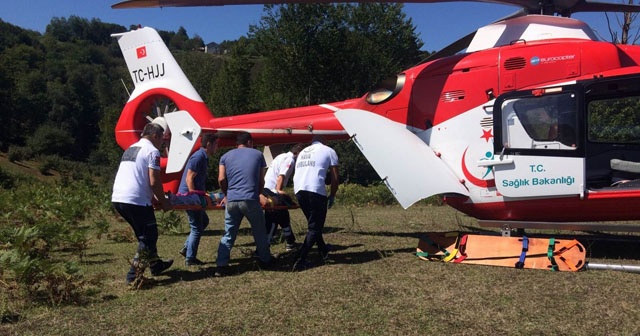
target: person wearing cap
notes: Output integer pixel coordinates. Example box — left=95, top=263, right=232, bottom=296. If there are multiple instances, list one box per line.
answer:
left=263, top=143, right=304, bottom=251
left=177, top=133, right=219, bottom=266
left=214, top=132, right=272, bottom=276
left=292, top=135, right=339, bottom=271
left=112, top=122, right=173, bottom=285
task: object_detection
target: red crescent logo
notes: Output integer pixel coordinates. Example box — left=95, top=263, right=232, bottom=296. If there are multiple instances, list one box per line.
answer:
left=461, top=148, right=495, bottom=188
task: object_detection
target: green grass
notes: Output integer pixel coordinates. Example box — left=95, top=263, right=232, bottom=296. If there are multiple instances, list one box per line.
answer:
left=2, top=204, right=640, bottom=335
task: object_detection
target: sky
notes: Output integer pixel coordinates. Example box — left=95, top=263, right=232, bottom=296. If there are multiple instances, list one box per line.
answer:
left=0, top=0, right=622, bottom=52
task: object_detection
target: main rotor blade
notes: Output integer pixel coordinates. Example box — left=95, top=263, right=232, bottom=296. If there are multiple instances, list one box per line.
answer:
left=113, top=0, right=640, bottom=16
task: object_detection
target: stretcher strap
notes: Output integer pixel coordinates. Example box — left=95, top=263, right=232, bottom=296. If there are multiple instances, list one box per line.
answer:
left=452, top=234, right=468, bottom=263
left=515, top=236, right=529, bottom=269
left=552, top=240, right=581, bottom=271
left=416, top=234, right=458, bottom=261
left=547, top=238, right=559, bottom=271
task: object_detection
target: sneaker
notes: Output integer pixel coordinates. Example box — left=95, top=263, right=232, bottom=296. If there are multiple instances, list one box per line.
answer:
left=185, top=258, right=205, bottom=266
left=257, top=254, right=277, bottom=269
left=285, top=242, right=299, bottom=252
left=150, top=259, right=173, bottom=276
left=214, top=266, right=230, bottom=277
left=179, top=247, right=186, bottom=258
left=292, top=259, right=314, bottom=271
left=321, top=243, right=335, bottom=260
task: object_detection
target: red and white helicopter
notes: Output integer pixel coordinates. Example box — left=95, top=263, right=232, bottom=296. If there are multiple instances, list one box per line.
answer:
left=111, top=0, right=640, bottom=232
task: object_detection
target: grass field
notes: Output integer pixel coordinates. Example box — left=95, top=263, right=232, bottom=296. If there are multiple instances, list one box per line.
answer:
left=2, top=203, right=640, bottom=335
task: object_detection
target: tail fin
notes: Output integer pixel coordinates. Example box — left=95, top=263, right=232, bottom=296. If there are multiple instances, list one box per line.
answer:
left=112, top=27, right=213, bottom=191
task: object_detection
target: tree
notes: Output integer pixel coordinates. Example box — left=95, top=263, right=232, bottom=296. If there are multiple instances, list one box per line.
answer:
left=249, top=3, right=422, bottom=110
left=27, top=124, right=74, bottom=158
left=246, top=3, right=422, bottom=184
left=0, top=43, right=47, bottom=149
left=208, top=38, right=254, bottom=116
left=605, top=1, right=640, bottom=44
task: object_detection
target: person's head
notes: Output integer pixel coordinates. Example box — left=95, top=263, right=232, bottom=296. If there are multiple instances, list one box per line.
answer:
left=236, top=132, right=253, bottom=147
left=201, top=133, right=218, bottom=154
left=141, top=123, right=165, bottom=149
left=312, top=135, right=325, bottom=144
left=290, top=143, right=305, bottom=158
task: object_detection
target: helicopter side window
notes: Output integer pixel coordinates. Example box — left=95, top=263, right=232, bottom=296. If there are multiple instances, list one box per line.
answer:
left=503, top=93, right=577, bottom=150
left=588, top=96, right=640, bottom=144
left=588, top=95, right=640, bottom=186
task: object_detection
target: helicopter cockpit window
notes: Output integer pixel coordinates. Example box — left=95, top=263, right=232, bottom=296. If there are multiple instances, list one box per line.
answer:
left=502, top=92, right=577, bottom=150
left=366, top=74, right=405, bottom=105
left=588, top=96, right=640, bottom=144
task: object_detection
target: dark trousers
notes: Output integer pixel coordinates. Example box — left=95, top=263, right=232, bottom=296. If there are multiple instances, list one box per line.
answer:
left=263, top=190, right=295, bottom=244
left=113, top=202, right=162, bottom=281
left=295, top=190, right=328, bottom=261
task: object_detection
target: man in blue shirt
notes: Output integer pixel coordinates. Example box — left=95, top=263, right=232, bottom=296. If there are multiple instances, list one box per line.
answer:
left=178, top=133, right=218, bottom=266
left=215, top=132, right=272, bottom=276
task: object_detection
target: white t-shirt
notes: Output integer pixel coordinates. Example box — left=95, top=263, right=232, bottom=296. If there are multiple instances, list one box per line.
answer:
left=264, top=151, right=295, bottom=193
left=293, top=141, right=338, bottom=196
left=111, top=138, right=162, bottom=206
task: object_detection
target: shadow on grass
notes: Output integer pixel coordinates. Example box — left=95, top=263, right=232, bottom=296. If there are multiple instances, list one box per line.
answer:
left=578, top=235, right=640, bottom=260
left=144, top=240, right=418, bottom=284
left=81, top=252, right=117, bottom=265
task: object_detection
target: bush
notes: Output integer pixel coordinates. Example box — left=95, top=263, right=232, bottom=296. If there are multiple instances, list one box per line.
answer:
left=0, top=175, right=109, bottom=310
left=336, top=183, right=443, bottom=206
left=39, top=155, right=64, bottom=175
left=0, top=226, right=89, bottom=306
left=26, top=124, right=74, bottom=159
left=157, top=211, right=184, bottom=234
left=0, top=167, right=15, bottom=189
left=7, top=146, right=33, bottom=162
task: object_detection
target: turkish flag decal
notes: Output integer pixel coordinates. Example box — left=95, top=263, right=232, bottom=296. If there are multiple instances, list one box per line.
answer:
left=136, top=46, right=147, bottom=59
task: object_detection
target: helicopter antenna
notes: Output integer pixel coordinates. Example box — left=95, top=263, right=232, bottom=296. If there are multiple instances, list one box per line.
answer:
left=120, top=78, right=131, bottom=97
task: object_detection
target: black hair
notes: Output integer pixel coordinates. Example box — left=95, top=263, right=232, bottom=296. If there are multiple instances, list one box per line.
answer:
left=291, top=143, right=305, bottom=155
left=142, top=123, right=164, bottom=137
left=236, top=132, right=252, bottom=145
left=201, top=133, right=218, bottom=147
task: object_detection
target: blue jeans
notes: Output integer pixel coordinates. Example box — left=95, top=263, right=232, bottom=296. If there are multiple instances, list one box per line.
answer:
left=183, top=210, right=209, bottom=260
left=216, top=200, right=271, bottom=267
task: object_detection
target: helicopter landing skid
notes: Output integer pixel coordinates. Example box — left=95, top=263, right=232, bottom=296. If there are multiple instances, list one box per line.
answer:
left=479, top=220, right=640, bottom=236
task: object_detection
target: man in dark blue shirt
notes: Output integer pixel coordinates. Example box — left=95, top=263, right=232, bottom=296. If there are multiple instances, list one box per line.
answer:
left=215, top=132, right=272, bottom=276
left=178, top=133, right=218, bottom=266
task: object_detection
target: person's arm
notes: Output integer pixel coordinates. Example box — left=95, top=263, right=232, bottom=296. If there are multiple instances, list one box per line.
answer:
left=218, top=164, right=228, bottom=195
left=328, top=166, right=339, bottom=197
left=186, top=169, right=197, bottom=192
left=259, top=167, right=266, bottom=194
left=327, top=165, right=339, bottom=208
left=275, top=175, right=286, bottom=194
left=149, top=168, right=170, bottom=211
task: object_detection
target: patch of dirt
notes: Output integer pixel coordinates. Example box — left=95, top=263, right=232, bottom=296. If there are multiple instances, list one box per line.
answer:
left=0, top=152, right=60, bottom=182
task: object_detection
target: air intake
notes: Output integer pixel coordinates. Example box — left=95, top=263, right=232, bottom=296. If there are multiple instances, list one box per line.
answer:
left=504, top=57, right=526, bottom=70
left=440, top=90, right=465, bottom=102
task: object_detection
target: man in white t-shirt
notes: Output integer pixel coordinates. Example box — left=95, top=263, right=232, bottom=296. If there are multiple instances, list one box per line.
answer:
left=112, top=122, right=173, bottom=285
left=263, top=143, right=304, bottom=251
left=292, top=136, right=339, bottom=270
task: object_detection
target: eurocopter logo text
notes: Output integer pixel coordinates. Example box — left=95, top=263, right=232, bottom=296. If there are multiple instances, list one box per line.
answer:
left=530, top=54, right=576, bottom=66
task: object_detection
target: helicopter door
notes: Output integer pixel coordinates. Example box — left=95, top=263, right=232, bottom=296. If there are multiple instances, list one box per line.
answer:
left=491, top=88, right=584, bottom=198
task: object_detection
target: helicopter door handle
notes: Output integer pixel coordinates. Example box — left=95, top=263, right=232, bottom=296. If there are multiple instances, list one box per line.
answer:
left=477, top=158, right=514, bottom=167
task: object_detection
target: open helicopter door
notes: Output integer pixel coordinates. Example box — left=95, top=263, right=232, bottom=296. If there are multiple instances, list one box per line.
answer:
left=488, top=86, right=585, bottom=198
